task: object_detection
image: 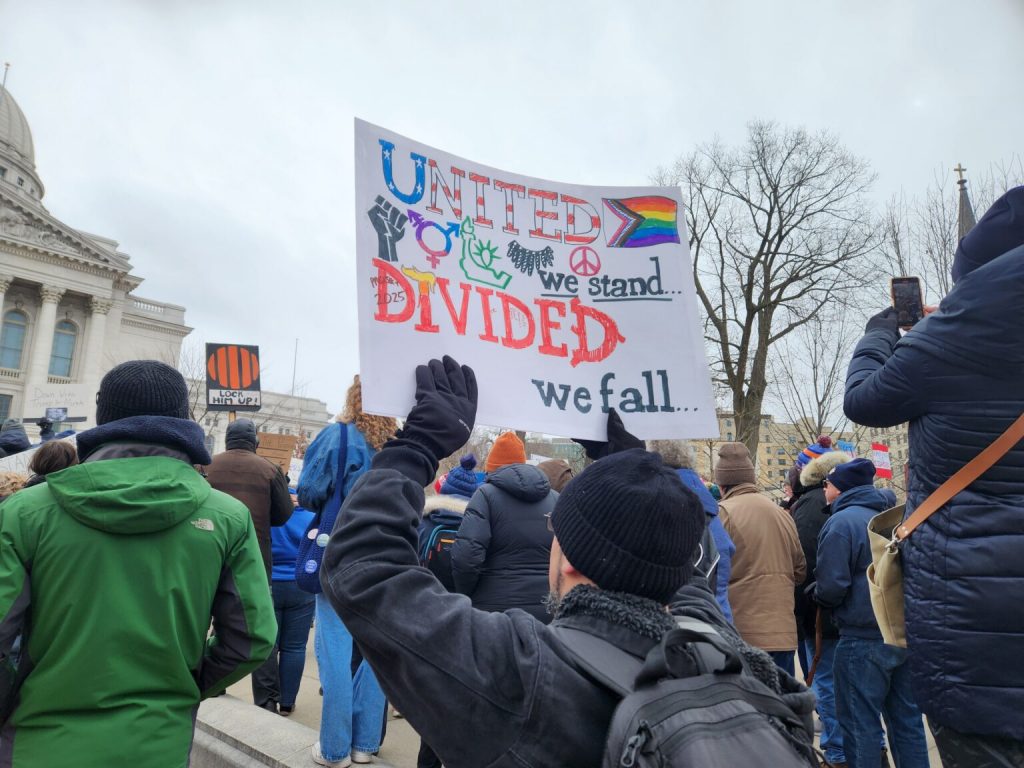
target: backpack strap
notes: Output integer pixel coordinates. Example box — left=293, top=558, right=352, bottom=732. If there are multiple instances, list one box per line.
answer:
left=549, top=625, right=639, bottom=697
left=551, top=617, right=740, bottom=697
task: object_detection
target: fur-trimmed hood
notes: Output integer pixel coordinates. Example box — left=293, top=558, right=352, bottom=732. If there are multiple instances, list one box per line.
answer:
left=799, top=451, right=852, bottom=489
left=422, top=493, right=469, bottom=518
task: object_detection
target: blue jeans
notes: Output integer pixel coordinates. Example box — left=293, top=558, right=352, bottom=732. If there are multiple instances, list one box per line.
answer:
left=315, top=593, right=386, bottom=761
left=804, top=637, right=845, bottom=764
left=834, top=635, right=929, bottom=768
left=769, top=650, right=795, bottom=677
left=274, top=580, right=315, bottom=708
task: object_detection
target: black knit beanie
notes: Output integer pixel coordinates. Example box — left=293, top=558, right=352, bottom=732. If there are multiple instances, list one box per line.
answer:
left=95, top=360, right=191, bottom=425
left=550, top=448, right=705, bottom=603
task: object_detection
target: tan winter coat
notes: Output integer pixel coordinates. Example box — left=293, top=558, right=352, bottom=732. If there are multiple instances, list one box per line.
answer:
left=718, top=483, right=806, bottom=652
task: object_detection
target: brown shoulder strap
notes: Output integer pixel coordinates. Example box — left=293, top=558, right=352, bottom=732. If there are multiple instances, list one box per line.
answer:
left=896, top=412, right=1024, bottom=542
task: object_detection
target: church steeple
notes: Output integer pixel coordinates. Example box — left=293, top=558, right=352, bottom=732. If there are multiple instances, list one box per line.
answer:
left=954, top=163, right=977, bottom=241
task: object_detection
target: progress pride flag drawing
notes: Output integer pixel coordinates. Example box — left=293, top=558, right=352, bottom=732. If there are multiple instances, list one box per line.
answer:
left=353, top=119, right=717, bottom=441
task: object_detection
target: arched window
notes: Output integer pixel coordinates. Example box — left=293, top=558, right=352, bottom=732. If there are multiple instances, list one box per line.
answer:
left=0, top=310, right=27, bottom=370
left=48, top=320, right=77, bottom=377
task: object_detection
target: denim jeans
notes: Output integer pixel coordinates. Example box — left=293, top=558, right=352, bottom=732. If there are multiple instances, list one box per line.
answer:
left=834, top=635, right=929, bottom=768
left=769, top=650, right=795, bottom=677
left=804, top=637, right=845, bottom=764
left=274, top=580, right=315, bottom=708
left=315, top=593, right=386, bottom=761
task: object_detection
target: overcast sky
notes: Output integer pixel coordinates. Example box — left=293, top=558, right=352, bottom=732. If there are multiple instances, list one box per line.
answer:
left=2, top=0, right=1021, bottom=415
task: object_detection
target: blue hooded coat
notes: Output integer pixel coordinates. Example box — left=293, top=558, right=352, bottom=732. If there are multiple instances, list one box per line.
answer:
left=676, top=468, right=734, bottom=622
left=843, top=188, right=1024, bottom=740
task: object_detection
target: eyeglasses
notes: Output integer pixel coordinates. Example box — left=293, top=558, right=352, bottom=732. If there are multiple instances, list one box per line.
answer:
left=545, top=512, right=553, bottom=532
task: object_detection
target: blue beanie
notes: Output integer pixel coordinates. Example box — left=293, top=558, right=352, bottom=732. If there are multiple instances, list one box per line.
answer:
left=440, top=454, right=482, bottom=499
left=952, top=186, right=1024, bottom=283
left=826, top=458, right=876, bottom=493
left=551, top=449, right=705, bottom=603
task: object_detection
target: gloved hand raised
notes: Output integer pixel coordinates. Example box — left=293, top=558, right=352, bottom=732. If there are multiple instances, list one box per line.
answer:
left=865, top=307, right=899, bottom=338
left=572, top=408, right=644, bottom=461
left=391, top=356, right=478, bottom=464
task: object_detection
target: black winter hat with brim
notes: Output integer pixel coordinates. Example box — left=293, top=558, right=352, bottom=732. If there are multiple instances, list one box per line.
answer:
left=95, top=360, right=191, bottom=425
left=550, top=448, right=705, bottom=603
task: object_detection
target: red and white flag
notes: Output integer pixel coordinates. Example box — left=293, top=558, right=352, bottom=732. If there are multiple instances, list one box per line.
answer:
left=871, top=443, right=893, bottom=479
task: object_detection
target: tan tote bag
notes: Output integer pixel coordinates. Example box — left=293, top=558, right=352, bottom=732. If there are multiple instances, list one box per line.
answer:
left=867, top=412, right=1024, bottom=648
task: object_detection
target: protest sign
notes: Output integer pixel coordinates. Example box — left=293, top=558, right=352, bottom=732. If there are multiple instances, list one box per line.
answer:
left=205, top=343, right=262, bottom=412
left=256, top=432, right=297, bottom=474
left=354, top=120, right=717, bottom=440
left=23, top=384, right=94, bottom=421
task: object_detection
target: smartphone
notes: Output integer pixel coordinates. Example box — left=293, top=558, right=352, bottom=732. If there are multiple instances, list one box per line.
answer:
left=891, top=277, right=924, bottom=329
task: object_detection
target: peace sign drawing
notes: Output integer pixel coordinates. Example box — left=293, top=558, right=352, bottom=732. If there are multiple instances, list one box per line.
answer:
left=569, top=246, right=602, bottom=277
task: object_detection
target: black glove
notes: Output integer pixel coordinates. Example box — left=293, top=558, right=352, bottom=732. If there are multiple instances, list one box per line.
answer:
left=865, top=307, right=899, bottom=338
left=572, top=409, right=644, bottom=461
left=390, top=356, right=477, bottom=463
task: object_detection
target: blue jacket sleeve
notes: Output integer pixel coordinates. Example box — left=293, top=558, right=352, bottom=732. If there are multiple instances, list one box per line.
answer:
left=814, top=519, right=852, bottom=609
left=451, top=488, right=492, bottom=597
left=707, top=515, right=735, bottom=623
left=844, top=329, right=931, bottom=428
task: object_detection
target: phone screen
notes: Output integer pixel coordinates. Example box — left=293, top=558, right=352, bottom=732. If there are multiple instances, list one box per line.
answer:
left=892, top=278, right=924, bottom=328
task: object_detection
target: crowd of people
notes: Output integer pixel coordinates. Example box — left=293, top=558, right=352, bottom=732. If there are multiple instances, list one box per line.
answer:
left=0, top=186, right=1020, bottom=767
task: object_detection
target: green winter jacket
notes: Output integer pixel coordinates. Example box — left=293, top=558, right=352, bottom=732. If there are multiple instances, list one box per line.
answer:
left=0, top=455, right=276, bottom=767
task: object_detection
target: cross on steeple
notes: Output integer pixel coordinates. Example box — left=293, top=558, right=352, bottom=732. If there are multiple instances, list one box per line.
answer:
left=954, top=163, right=967, bottom=184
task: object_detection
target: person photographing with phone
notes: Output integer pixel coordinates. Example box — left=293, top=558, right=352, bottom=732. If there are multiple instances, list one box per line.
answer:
left=844, top=187, right=1024, bottom=766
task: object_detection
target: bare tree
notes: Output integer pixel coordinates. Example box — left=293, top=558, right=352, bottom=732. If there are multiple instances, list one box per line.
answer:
left=766, top=311, right=862, bottom=447
left=880, top=157, right=1024, bottom=303
left=656, top=121, right=878, bottom=455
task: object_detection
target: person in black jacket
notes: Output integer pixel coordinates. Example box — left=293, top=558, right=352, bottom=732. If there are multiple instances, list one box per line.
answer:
left=790, top=449, right=850, bottom=767
left=451, top=443, right=556, bottom=623
left=320, top=357, right=807, bottom=768
left=844, top=187, right=1024, bottom=765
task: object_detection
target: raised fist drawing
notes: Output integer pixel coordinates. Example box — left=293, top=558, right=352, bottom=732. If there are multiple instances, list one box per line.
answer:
left=368, top=195, right=408, bottom=262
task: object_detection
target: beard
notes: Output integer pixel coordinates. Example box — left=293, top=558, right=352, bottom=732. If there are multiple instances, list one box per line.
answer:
left=544, top=568, right=565, bottom=617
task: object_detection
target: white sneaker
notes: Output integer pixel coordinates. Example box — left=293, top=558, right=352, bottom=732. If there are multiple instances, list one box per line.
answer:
left=311, top=742, right=351, bottom=767
left=351, top=751, right=374, bottom=764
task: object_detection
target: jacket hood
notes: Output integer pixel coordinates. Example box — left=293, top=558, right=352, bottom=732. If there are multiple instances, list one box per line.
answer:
left=675, top=467, right=719, bottom=518
left=904, top=244, right=1024, bottom=372
left=225, top=419, right=258, bottom=451
left=486, top=463, right=551, bottom=502
left=46, top=456, right=213, bottom=534
left=799, top=451, right=852, bottom=489
left=0, top=420, right=30, bottom=455
left=76, top=415, right=212, bottom=465
left=832, top=484, right=891, bottom=515
left=952, top=186, right=1024, bottom=282
left=422, top=494, right=469, bottom=518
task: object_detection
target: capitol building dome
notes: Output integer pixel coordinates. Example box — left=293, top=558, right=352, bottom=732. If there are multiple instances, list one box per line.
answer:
left=0, top=85, right=44, bottom=204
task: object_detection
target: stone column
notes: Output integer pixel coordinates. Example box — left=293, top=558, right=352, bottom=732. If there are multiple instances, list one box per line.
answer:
left=83, top=296, right=113, bottom=394
left=0, top=276, right=12, bottom=313
left=22, top=284, right=66, bottom=402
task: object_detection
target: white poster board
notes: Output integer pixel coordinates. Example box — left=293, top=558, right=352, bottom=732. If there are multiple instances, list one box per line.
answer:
left=354, top=119, right=717, bottom=440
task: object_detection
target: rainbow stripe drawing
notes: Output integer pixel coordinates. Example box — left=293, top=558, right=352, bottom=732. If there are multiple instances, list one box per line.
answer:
left=603, top=196, right=680, bottom=248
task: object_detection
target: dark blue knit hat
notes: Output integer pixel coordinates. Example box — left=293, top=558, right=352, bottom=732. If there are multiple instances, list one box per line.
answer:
left=825, top=458, right=876, bottom=493
left=953, top=186, right=1024, bottom=283
left=550, top=449, right=705, bottom=603
left=441, top=454, right=482, bottom=499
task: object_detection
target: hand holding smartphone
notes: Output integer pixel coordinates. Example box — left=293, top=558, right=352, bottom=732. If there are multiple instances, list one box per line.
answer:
left=891, top=277, right=924, bottom=329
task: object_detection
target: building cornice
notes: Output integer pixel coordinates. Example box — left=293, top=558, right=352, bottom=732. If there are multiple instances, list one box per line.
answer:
left=120, top=316, right=193, bottom=339
left=0, top=190, right=132, bottom=274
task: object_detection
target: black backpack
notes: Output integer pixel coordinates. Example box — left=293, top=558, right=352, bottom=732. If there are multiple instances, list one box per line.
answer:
left=418, top=511, right=463, bottom=592
left=554, top=617, right=818, bottom=767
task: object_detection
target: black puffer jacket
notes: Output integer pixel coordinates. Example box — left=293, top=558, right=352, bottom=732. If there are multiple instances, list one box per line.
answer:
left=791, top=452, right=850, bottom=640
left=452, top=464, right=555, bottom=622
